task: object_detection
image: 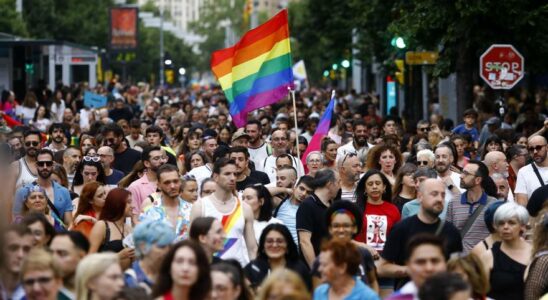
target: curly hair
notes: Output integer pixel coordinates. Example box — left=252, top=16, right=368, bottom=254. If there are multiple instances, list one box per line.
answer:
left=365, top=143, right=403, bottom=173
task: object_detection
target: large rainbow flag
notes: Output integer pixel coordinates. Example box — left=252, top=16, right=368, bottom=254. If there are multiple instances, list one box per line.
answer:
left=211, top=9, right=293, bottom=127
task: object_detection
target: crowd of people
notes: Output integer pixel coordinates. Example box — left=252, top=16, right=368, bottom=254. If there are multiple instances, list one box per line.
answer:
left=0, top=81, right=547, bottom=300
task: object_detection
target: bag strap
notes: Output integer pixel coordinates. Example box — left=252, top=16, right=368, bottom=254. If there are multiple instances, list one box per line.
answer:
left=434, top=219, right=445, bottom=236
left=32, top=181, right=63, bottom=221
left=460, top=203, right=485, bottom=237
left=531, top=163, right=546, bottom=187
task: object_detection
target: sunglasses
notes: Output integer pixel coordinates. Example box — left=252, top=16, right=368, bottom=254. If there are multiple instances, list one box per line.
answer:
left=342, top=152, right=357, bottom=165
left=83, top=156, right=100, bottom=162
left=417, top=160, right=429, bottom=166
left=36, top=161, right=54, bottom=167
left=183, top=174, right=196, bottom=180
left=25, top=141, right=40, bottom=147
left=528, top=145, right=546, bottom=153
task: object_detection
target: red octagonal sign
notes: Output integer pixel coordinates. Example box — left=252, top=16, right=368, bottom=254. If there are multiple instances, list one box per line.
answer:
left=480, top=44, right=524, bottom=90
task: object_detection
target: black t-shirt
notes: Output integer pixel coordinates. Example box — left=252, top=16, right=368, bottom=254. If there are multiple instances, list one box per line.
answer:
left=381, top=215, right=463, bottom=287
left=236, top=170, right=270, bottom=192
left=105, top=168, right=125, bottom=186
left=113, top=147, right=141, bottom=175
left=296, top=193, right=329, bottom=258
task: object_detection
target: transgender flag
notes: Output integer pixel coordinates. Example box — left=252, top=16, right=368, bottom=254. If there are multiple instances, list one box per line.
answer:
left=301, top=93, right=335, bottom=169
left=211, top=10, right=293, bottom=127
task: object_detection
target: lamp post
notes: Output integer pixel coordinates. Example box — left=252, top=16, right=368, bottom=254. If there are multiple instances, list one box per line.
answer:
left=159, top=0, right=164, bottom=86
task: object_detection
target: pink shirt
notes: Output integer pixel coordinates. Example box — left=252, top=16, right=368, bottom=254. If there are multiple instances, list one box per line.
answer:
left=127, top=173, right=157, bottom=216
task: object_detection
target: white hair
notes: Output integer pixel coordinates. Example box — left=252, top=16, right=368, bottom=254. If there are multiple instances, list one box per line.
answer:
left=494, top=202, right=529, bottom=226
left=417, top=149, right=435, bottom=162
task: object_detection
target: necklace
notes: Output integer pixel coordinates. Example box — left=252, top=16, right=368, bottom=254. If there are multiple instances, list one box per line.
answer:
left=212, top=193, right=232, bottom=205
left=112, top=221, right=125, bottom=238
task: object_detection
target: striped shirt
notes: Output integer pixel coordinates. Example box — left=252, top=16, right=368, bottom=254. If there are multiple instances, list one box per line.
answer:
left=446, top=191, right=495, bottom=252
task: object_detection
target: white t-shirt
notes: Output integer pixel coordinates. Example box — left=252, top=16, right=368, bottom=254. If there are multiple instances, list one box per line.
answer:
left=248, top=143, right=270, bottom=172
left=261, top=154, right=305, bottom=183
left=515, top=163, right=548, bottom=198
left=188, top=164, right=212, bottom=188
left=253, top=218, right=283, bottom=244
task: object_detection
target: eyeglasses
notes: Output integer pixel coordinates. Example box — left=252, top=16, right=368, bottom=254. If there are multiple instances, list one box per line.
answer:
left=265, top=238, right=286, bottom=245
left=342, top=152, right=357, bottom=165
left=528, top=145, right=546, bottom=153
left=417, top=160, right=429, bottom=166
left=36, top=161, right=54, bottom=167
left=23, top=276, right=53, bottom=287
left=83, top=156, right=100, bottom=162
left=25, top=141, right=40, bottom=147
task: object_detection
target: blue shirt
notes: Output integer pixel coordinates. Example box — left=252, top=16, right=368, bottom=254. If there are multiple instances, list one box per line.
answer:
left=13, top=181, right=73, bottom=218
left=274, top=198, right=299, bottom=248
left=313, top=279, right=380, bottom=300
left=452, top=124, right=479, bottom=142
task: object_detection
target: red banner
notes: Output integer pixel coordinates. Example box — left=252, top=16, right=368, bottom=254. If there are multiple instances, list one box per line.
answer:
left=109, top=7, right=138, bottom=50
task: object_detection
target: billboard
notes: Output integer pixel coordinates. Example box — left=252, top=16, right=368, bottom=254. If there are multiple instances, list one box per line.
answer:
left=109, top=7, right=138, bottom=50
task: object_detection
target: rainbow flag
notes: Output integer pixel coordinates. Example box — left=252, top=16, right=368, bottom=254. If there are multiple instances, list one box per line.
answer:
left=211, top=9, right=293, bottom=127
left=301, top=93, right=336, bottom=168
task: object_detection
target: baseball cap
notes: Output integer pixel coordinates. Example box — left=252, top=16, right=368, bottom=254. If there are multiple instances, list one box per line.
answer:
left=231, top=129, right=250, bottom=143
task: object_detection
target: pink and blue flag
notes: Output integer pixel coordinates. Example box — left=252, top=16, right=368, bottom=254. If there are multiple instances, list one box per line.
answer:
left=301, top=92, right=335, bottom=168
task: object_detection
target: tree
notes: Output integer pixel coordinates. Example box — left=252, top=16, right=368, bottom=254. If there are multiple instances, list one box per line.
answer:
left=0, top=0, right=28, bottom=36
left=189, top=0, right=246, bottom=71
left=388, top=0, right=548, bottom=115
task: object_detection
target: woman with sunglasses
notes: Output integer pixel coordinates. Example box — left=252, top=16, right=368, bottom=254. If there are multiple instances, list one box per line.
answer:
left=71, top=157, right=106, bottom=196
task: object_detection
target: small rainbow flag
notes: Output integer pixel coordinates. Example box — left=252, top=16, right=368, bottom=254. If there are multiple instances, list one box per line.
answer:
left=211, top=9, right=293, bottom=127
left=301, top=92, right=336, bottom=168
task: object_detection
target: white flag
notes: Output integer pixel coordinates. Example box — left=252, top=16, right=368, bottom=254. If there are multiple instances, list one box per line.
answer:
left=292, top=60, right=308, bottom=81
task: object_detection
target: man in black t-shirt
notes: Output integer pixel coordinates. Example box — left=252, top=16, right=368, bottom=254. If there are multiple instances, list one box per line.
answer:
left=229, top=146, right=270, bottom=193
left=378, top=178, right=462, bottom=288
left=296, top=168, right=340, bottom=268
left=102, top=123, right=141, bottom=175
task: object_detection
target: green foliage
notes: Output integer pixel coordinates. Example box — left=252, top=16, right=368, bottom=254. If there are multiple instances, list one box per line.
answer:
left=0, top=0, right=28, bottom=36
left=189, top=0, right=246, bottom=70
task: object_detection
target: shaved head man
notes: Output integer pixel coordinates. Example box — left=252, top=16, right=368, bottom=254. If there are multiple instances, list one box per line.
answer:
left=515, top=135, right=548, bottom=205
left=484, top=151, right=509, bottom=178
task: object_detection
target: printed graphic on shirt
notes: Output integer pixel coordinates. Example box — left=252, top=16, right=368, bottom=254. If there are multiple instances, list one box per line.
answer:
left=366, top=214, right=387, bottom=250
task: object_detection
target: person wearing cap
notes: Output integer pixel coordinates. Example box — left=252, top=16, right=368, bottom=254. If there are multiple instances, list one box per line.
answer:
left=231, top=129, right=250, bottom=148
left=452, top=108, right=480, bottom=149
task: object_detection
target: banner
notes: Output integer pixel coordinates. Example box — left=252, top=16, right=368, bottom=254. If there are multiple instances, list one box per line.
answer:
left=109, top=7, right=139, bottom=50
left=84, top=91, right=107, bottom=109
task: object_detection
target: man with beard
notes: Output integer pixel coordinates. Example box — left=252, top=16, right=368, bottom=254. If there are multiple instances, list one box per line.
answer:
left=13, top=149, right=73, bottom=226
left=62, top=147, right=82, bottom=186
left=49, top=231, right=89, bottom=298
left=246, top=120, right=271, bottom=169
left=378, top=179, right=462, bottom=288
left=336, top=120, right=368, bottom=162
left=102, top=123, right=141, bottom=175
left=274, top=175, right=314, bottom=248
left=190, top=158, right=257, bottom=265
left=228, top=146, right=269, bottom=194
left=128, top=146, right=167, bottom=222
left=62, top=108, right=75, bottom=127
left=484, top=151, right=514, bottom=201
left=338, top=152, right=361, bottom=202
left=515, top=135, right=548, bottom=205
left=44, top=123, right=67, bottom=153
left=97, top=146, right=124, bottom=187
left=434, top=143, right=464, bottom=215
left=446, top=161, right=496, bottom=252
left=7, top=133, right=24, bottom=160
left=139, top=164, right=193, bottom=240
left=11, top=130, right=41, bottom=191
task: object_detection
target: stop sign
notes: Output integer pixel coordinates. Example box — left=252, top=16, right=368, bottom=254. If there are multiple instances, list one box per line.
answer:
left=480, top=44, right=524, bottom=90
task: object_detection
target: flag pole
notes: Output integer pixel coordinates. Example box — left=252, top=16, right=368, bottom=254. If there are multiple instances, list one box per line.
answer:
left=289, top=86, right=300, bottom=159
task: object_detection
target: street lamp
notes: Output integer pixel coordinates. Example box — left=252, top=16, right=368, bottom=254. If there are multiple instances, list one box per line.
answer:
left=341, top=60, right=350, bottom=68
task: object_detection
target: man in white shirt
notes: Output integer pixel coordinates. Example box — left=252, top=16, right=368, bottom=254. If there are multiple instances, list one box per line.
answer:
left=259, top=128, right=304, bottom=183
left=336, top=120, right=368, bottom=162
left=434, top=143, right=464, bottom=212
left=515, top=136, right=548, bottom=205
left=246, top=120, right=271, bottom=168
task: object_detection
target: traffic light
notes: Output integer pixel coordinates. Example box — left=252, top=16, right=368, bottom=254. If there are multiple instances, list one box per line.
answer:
left=165, top=69, right=174, bottom=84
left=25, top=63, right=34, bottom=74
left=395, top=59, right=405, bottom=85
left=391, top=37, right=406, bottom=49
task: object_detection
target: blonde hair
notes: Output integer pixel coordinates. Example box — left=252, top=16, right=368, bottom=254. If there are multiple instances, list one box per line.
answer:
left=75, top=253, right=119, bottom=300
left=256, top=269, right=310, bottom=300
left=21, top=248, right=62, bottom=279
left=447, top=253, right=490, bottom=297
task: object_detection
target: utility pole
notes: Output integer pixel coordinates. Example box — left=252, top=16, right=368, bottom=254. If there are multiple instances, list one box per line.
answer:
left=159, top=0, right=164, bottom=87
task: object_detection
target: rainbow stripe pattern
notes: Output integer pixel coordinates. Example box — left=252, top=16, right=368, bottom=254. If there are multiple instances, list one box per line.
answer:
left=215, top=200, right=243, bottom=257
left=211, top=9, right=293, bottom=127
left=301, top=94, right=335, bottom=168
